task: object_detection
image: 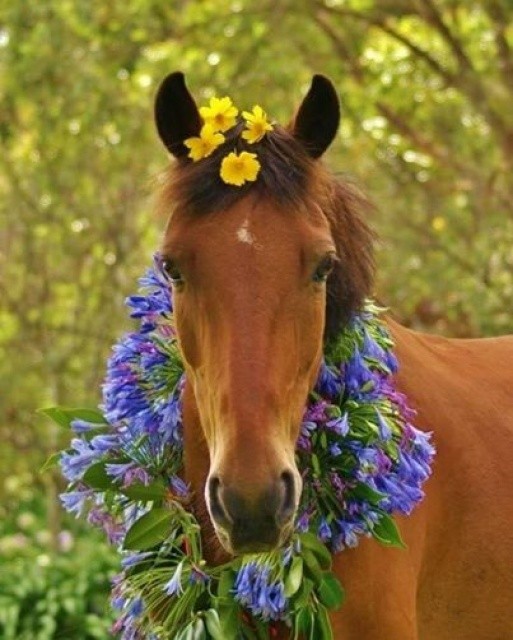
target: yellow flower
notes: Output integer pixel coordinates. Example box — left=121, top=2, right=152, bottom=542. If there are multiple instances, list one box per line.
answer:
left=184, top=124, right=225, bottom=161
left=242, top=105, right=274, bottom=144
left=220, top=151, right=260, bottom=186
left=199, top=97, right=238, bottom=132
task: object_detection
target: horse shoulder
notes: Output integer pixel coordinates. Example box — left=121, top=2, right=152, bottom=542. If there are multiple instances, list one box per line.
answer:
left=355, top=319, right=513, bottom=639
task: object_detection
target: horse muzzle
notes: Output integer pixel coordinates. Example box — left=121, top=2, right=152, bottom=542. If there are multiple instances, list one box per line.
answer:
left=206, top=470, right=300, bottom=554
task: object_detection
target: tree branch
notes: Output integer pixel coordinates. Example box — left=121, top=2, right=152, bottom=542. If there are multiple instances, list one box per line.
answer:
left=485, top=0, right=513, bottom=91
left=315, top=1, right=456, bottom=86
left=415, top=0, right=474, bottom=72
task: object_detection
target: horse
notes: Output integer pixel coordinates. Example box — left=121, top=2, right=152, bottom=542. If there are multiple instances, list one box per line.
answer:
left=153, top=71, right=513, bottom=639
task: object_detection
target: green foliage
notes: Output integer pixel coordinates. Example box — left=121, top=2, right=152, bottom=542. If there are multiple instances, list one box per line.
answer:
left=123, top=508, right=174, bottom=550
left=0, top=449, right=118, bottom=639
left=0, top=540, right=117, bottom=640
left=0, top=500, right=117, bottom=640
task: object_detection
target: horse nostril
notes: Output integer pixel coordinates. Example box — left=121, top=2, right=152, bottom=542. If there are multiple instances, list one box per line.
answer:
left=277, top=470, right=297, bottom=525
left=207, top=476, right=231, bottom=527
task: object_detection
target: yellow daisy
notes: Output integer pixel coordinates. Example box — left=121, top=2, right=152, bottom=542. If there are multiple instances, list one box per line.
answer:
left=220, top=151, right=261, bottom=186
left=184, top=124, right=225, bottom=161
left=242, top=105, right=273, bottom=144
left=199, top=97, right=238, bottom=132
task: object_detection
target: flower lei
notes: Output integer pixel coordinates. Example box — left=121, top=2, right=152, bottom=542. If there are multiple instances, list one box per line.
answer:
left=184, top=97, right=273, bottom=186
left=47, top=256, right=435, bottom=640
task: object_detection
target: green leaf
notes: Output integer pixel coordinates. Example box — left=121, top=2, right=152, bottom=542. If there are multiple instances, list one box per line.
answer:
left=300, top=533, right=332, bottom=570
left=82, top=462, right=115, bottom=491
left=317, top=572, right=345, bottom=610
left=38, top=407, right=72, bottom=428
left=38, top=406, right=107, bottom=429
left=217, top=603, right=240, bottom=638
left=61, top=408, right=107, bottom=424
left=40, top=452, right=61, bottom=473
left=284, top=557, right=303, bottom=597
left=311, top=454, right=321, bottom=476
left=294, top=608, right=314, bottom=640
left=217, top=570, right=235, bottom=599
left=123, top=508, right=173, bottom=550
left=302, top=549, right=323, bottom=584
left=350, top=482, right=386, bottom=504
left=175, top=622, right=194, bottom=640
left=122, top=480, right=166, bottom=501
left=294, top=577, right=314, bottom=609
left=326, top=405, right=341, bottom=418
left=314, top=605, right=333, bottom=640
left=204, top=610, right=224, bottom=640
left=191, top=618, right=206, bottom=640
left=361, top=380, right=374, bottom=393
left=373, top=514, right=406, bottom=549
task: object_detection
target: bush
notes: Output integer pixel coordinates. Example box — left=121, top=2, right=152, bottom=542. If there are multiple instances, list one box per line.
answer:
left=0, top=497, right=117, bottom=640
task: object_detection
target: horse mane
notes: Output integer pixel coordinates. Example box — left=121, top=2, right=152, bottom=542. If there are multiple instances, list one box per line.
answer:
left=157, top=122, right=375, bottom=343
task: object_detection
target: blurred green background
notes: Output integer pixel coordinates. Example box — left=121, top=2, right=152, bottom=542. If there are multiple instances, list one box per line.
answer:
left=1, top=1, right=512, bottom=637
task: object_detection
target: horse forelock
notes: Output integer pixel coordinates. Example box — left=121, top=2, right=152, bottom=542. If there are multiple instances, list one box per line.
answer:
left=157, top=122, right=376, bottom=342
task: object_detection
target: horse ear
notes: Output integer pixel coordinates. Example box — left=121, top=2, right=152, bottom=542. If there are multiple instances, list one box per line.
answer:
left=154, top=72, right=202, bottom=158
left=290, top=75, right=340, bottom=158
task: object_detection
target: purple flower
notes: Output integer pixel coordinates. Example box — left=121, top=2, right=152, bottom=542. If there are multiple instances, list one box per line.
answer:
left=102, top=328, right=183, bottom=454
left=60, top=439, right=103, bottom=481
left=410, top=426, right=436, bottom=462
left=60, top=489, right=93, bottom=517
left=106, top=462, right=136, bottom=482
left=111, top=594, right=126, bottom=610
left=362, top=330, right=384, bottom=361
left=163, top=561, right=184, bottom=596
left=121, top=551, right=154, bottom=569
left=123, top=466, right=150, bottom=487
left=234, top=562, right=288, bottom=621
left=127, top=597, right=144, bottom=619
left=87, top=507, right=125, bottom=544
left=315, top=361, right=343, bottom=397
left=189, top=565, right=210, bottom=585
left=327, top=412, right=349, bottom=436
left=329, top=472, right=345, bottom=495
left=90, top=434, right=119, bottom=453
left=318, top=518, right=332, bottom=542
left=344, top=347, right=376, bottom=398
left=329, top=443, right=342, bottom=457
left=376, top=411, right=392, bottom=441
left=295, top=510, right=311, bottom=533
left=303, top=401, right=328, bottom=422
left=169, top=475, right=189, bottom=498
left=334, top=519, right=363, bottom=549
left=71, top=419, right=103, bottom=434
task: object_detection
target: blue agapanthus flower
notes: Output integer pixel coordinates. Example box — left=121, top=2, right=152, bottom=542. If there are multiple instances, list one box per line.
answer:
left=234, top=561, right=288, bottom=621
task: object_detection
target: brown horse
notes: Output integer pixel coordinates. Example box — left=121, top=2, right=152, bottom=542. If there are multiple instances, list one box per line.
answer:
left=154, top=72, right=513, bottom=639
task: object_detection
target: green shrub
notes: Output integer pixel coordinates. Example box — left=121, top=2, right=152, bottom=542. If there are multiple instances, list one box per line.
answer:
left=0, top=533, right=117, bottom=640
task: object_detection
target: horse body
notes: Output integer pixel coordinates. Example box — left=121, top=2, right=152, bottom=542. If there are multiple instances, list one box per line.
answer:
left=330, top=322, right=513, bottom=639
left=154, top=71, right=513, bottom=639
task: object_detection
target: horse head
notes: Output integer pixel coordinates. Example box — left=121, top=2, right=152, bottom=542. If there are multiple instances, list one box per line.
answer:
left=155, top=72, right=374, bottom=555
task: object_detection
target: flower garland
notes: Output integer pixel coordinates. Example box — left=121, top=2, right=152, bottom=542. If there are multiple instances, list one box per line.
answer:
left=47, top=256, right=435, bottom=640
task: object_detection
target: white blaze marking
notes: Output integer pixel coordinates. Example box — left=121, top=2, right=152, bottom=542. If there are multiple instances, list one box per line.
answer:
left=236, top=218, right=255, bottom=245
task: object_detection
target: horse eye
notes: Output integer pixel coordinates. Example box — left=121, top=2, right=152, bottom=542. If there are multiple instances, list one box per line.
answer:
left=313, top=253, right=336, bottom=283
left=162, top=259, right=184, bottom=285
